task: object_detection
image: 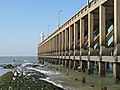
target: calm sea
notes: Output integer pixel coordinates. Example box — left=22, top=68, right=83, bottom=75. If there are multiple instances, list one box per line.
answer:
left=0, top=56, right=38, bottom=75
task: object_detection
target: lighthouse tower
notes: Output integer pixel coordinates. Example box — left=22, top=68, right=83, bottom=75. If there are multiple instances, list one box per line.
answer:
left=40, top=32, right=44, bottom=42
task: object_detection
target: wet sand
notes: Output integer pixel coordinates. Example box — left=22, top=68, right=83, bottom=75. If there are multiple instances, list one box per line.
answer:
left=43, top=62, right=120, bottom=90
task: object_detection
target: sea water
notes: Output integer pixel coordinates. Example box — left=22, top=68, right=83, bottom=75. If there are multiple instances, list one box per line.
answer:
left=0, top=56, right=38, bottom=76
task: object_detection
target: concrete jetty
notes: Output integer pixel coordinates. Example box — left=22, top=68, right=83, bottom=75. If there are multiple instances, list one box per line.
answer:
left=38, top=0, right=120, bottom=80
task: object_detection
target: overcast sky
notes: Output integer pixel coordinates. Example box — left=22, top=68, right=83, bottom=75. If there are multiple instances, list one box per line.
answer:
left=0, top=0, right=87, bottom=56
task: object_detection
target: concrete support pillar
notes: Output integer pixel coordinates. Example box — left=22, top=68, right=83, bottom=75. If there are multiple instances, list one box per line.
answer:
left=69, top=26, right=73, bottom=50
left=58, top=58, right=61, bottom=65
left=58, top=34, right=61, bottom=56
left=69, top=26, right=73, bottom=56
left=65, top=29, right=68, bottom=50
left=63, top=31, right=65, bottom=52
left=65, top=59, right=69, bottom=67
left=114, top=0, right=120, bottom=55
left=52, top=58, right=55, bottom=64
left=56, top=58, right=59, bottom=65
left=74, top=23, right=79, bottom=55
left=73, top=60, right=79, bottom=70
left=113, top=62, right=120, bottom=79
left=53, top=38, right=55, bottom=54
left=105, top=62, right=110, bottom=70
left=88, top=13, right=94, bottom=55
left=88, top=61, right=94, bottom=75
left=60, top=59, right=62, bottom=65
left=80, top=60, right=87, bottom=72
left=69, top=60, right=74, bottom=69
left=54, top=58, right=57, bottom=65
left=80, top=19, right=85, bottom=54
left=99, top=5, right=106, bottom=55
left=69, top=60, right=71, bottom=68
left=61, top=32, right=63, bottom=52
left=55, top=36, right=58, bottom=56
left=60, top=33, right=62, bottom=56
left=99, top=61, right=106, bottom=77
left=113, top=61, right=120, bottom=83
left=62, top=59, right=65, bottom=66
left=57, top=35, right=59, bottom=56
left=51, top=38, right=53, bottom=55
left=62, top=31, right=65, bottom=56
left=49, top=40, right=51, bottom=55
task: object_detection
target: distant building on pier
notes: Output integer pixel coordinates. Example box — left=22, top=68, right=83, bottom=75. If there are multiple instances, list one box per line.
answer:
left=40, top=32, right=44, bottom=43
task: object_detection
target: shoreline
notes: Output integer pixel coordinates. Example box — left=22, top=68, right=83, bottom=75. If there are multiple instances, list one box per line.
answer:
left=0, top=72, right=64, bottom=90
left=0, top=63, right=65, bottom=90
left=1, top=62, right=120, bottom=90
left=42, top=62, right=120, bottom=90
left=0, top=68, right=12, bottom=76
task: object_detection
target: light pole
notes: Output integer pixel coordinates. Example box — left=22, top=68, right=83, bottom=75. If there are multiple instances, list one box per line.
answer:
left=58, top=10, right=62, bottom=29
left=88, top=0, right=90, bottom=8
left=48, top=25, right=51, bottom=37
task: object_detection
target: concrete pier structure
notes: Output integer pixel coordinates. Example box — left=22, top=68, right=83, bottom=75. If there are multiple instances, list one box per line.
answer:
left=38, top=0, right=120, bottom=79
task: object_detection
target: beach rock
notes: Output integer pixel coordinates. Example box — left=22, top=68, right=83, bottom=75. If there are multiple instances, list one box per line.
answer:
left=90, top=85, right=94, bottom=87
left=3, top=64, right=15, bottom=69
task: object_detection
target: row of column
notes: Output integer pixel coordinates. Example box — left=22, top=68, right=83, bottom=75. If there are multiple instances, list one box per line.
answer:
left=42, top=57, right=120, bottom=79
left=39, top=3, right=119, bottom=56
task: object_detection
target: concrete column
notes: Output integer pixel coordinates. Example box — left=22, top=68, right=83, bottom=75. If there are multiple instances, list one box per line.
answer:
left=52, top=38, right=54, bottom=55
left=113, top=62, right=120, bottom=79
left=58, top=34, right=61, bottom=56
left=88, top=61, right=94, bottom=75
left=69, top=60, right=71, bottom=68
left=105, top=62, right=110, bottom=70
left=62, top=59, right=65, bottom=66
left=99, top=5, right=106, bottom=55
left=57, top=35, right=59, bottom=56
left=58, top=58, right=61, bottom=65
left=59, top=59, right=62, bottom=65
left=52, top=58, right=55, bottom=64
left=52, top=38, right=54, bottom=53
left=80, top=19, right=85, bottom=54
left=65, top=29, right=69, bottom=57
left=56, top=58, right=59, bottom=65
left=65, top=59, right=69, bottom=67
left=69, top=60, right=74, bottom=69
left=99, top=61, right=106, bottom=77
left=79, top=60, right=82, bottom=71
left=55, top=36, right=58, bottom=56
left=60, top=33, right=62, bottom=55
left=114, top=0, right=120, bottom=55
left=53, top=37, right=55, bottom=53
left=69, top=26, right=73, bottom=56
left=73, top=60, right=79, bottom=70
left=50, top=39, right=52, bottom=55
left=65, top=29, right=69, bottom=51
left=80, top=60, right=87, bottom=72
left=51, top=38, right=54, bottom=53
left=54, top=37, right=56, bottom=54
left=49, top=40, right=51, bottom=55
left=54, top=36, right=56, bottom=53
left=74, top=23, right=78, bottom=51
left=88, top=13, right=94, bottom=55
left=69, top=26, right=72, bottom=50
left=56, top=34, right=59, bottom=58
left=47, top=41, right=50, bottom=56
left=63, top=31, right=65, bottom=52
left=51, top=38, right=53, bottom=54
left=61, top=31, right=64, bottom=52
